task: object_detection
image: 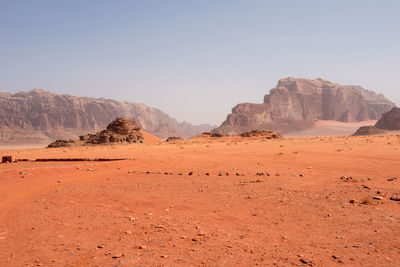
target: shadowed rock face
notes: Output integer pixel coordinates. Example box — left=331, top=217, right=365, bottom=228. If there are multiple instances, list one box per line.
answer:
left=0, top=89, right=214, bottom=144
left=353, top=126, right=386, bottom=136
left=214, top=78, right=394, bottom=135
left=48, top=118, right=143, bottom=147
left=375, top=107, right=400, bottom=130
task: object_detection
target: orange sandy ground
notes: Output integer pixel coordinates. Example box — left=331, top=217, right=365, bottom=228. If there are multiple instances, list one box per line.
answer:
left=0, top=135, right=399, bottom=266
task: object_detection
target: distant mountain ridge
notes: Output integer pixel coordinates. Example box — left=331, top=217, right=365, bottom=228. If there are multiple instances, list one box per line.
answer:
left=214, top=77, right=395, bottom=135
left=0, top=89, right=214, bottom=144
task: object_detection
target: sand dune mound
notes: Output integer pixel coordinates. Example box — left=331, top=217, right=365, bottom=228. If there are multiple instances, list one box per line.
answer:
left=140, top=130, right=163, bottom=144
left=48, top=118, right=143, bottom=147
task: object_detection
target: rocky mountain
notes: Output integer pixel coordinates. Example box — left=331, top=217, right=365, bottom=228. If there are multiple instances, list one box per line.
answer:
left=214, top=78, right=395, bottom=135
left=375, top=107, right=400, bottom=130
left=0, top=89, right=214, bottom=144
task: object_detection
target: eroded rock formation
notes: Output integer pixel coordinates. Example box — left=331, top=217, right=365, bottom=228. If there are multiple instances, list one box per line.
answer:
left=214, top=78, right=394, bottom=135
left=48, top=118, right=143, bottom=147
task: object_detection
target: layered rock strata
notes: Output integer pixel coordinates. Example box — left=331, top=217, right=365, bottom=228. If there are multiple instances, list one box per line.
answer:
left=214, top=78, right=394, bottom=135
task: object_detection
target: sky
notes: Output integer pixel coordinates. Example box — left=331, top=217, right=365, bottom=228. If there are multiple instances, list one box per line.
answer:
left=0, top=0, right=399, bottom=125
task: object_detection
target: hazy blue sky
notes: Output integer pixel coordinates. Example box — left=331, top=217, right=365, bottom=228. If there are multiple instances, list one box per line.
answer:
left=1, top=1, right=399, bottom=125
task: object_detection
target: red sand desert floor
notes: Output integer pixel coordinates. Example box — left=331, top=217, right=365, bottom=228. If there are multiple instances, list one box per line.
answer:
left=0, top=135, right=399, bottom=266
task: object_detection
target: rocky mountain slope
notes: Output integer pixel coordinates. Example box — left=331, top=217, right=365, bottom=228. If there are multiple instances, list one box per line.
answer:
left=352, top=107, right=400, bottom=136
left=375, top=107, right=400, bottom=130
left=0, top=89, right=214, bottom=144
left=352, top=126, right=386, bottom=136
left=214, top=78, right=395, bottom=135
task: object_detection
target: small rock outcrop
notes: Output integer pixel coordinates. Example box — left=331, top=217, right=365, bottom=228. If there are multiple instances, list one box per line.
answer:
left=352, top=126, right=386, bottom=136
left=201, top=132, right=224, bottom=138
left=165, top=137, right=183, bottom=142
left=193, top=130, right=281, bottom=140
left=48, top=118, right=143, bottom=147
left=2, top=156, right=14, bottom=163
left=240, top=130, right=282, bottom=139
left=375, top=107, right=400, bottom=130
left=214, top=78, right=394, bottom=135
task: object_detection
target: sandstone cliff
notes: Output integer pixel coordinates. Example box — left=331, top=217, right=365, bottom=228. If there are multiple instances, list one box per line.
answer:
left=0, top=89, right=214, bottom=144
left=214, top=78, right=394, bottom=135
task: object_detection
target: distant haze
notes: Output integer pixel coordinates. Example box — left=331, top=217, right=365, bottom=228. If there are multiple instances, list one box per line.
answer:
left=1, top=1, right=399, bottom=125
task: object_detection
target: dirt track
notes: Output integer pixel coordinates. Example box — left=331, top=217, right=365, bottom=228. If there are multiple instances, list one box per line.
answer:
left=0, top=135, right=399, bottom=266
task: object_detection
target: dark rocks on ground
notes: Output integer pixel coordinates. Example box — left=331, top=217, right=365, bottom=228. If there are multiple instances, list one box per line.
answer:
left=47, top=139, right=77, bottom=148
left=340, top=176, right=355, bottom=182
left=198, top=130, right=282, bottom=139
left=352, top=126, right=386, bottom=136
left=48, top=118, right=143, bottom=148
left=2, top=156, right=14, bottom=163
left=166, top=136, right=183, bottom=142
left=240, top=130, right=282, bottom=139
left=201, top=132, right=224, bottom=137
left=390, top=194, right=400, bottom=201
